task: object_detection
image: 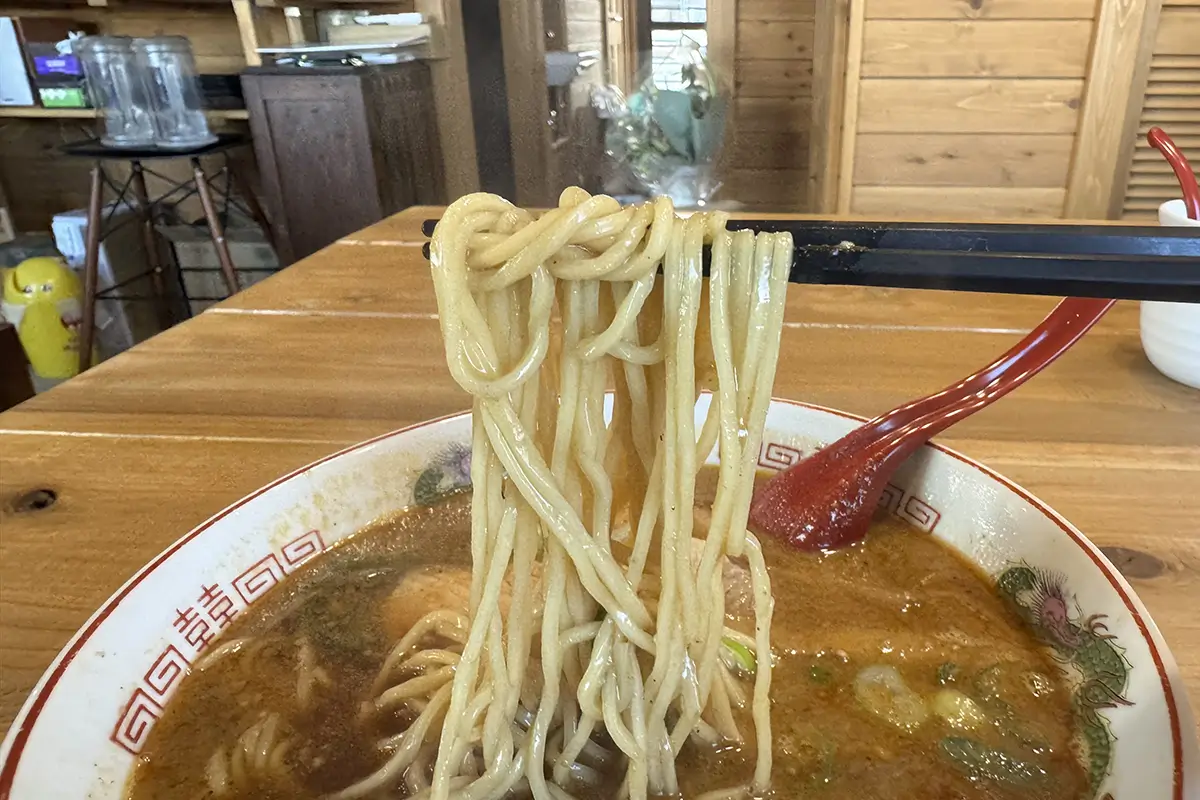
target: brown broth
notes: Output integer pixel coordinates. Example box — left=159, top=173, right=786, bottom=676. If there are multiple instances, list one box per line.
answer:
left=126, top=477, right=1088, bottom=800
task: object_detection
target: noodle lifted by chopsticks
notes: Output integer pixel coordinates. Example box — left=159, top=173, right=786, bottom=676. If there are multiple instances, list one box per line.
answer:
left=349, top=188, right=792, bottom=800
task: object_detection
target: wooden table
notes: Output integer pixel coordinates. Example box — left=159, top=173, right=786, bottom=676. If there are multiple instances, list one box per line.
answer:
left=2, top=207, right=1198, bottom=735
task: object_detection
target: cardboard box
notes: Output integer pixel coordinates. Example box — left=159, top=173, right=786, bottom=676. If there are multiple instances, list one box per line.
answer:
left=52, top=205, right=184, bottom=356
left=0, top=18, right=34, bottom=106
left=160, top=225, right=279, bottom=316
left=0, top=181, right=14, bottom=244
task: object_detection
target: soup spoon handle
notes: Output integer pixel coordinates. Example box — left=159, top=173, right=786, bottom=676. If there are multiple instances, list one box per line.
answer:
left=749, top=296, right=1115, bottom=551
left=858, top=295, right=1116, bottom=464
left=853, top=296, right=1115, bottom=444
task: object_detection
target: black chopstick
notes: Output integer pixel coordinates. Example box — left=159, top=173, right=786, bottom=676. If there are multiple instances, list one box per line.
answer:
left=733, top=219, right=1198, bottom=258
left=419, top=218, right=1200, bottom=303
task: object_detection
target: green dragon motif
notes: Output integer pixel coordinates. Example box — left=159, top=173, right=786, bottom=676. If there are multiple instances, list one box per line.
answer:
left=997, top=564, right=1133, bottom=796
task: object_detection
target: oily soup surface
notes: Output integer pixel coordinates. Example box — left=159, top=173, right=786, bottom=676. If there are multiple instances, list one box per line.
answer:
left=127, top=474, right=1088, bottom=800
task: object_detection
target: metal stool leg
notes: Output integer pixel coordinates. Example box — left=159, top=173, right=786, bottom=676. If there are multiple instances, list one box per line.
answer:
left=227, top=161, right=277, bottom=255
left=192, top=157, right=240, bottom=296
left=78, top=163, right=104, bottom=373
left=128, top=161, right=173, bottom=330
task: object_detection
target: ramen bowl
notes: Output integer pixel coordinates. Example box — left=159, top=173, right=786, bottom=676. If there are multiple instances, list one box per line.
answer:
left=1, top=399, right=1195, bottom=799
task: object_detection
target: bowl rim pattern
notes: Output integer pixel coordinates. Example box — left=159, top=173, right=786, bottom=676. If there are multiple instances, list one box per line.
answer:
left=0, top=399, right=1189, bottom=798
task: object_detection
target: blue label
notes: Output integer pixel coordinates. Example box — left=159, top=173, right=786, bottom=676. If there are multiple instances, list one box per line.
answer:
left=33, top=55, right=83, bottom=76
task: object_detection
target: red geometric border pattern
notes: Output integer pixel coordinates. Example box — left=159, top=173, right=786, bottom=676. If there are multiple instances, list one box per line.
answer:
left=900, top=494, right=941, bottom=532
left=744, top=411, right=1181, bottom=799
left=0, top=404, right=1183, bottom=800
left=0, top=408, right=450, bottom=796
left=877, top=483, right=903, bottom=515
left=232, top=554, right=286, bottom=605
left=109, top=688, right=162, bottom=756
left=757, top=441, right=803, bottom=470
left=104, top=532, right=330, bottom=761
left=758, top=440, right=942, bottom=534
left=142, top=645, right=190, bottom=701
left=281, top=529, right=326, bottom=569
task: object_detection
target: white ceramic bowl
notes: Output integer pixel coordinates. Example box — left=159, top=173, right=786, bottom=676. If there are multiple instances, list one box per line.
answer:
left=1, top=400, right=1196, bottom=799
left=1141, top=199, right=1200, bottom=390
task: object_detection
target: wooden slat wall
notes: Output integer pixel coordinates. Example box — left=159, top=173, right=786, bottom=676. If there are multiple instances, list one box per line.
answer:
left=566, top=0, right=605, bottom=48
left=724, top=0, right=815, bottom=210
left=565, top=0, right=605, bottom=96
left=561, top=0, right=607, bottom=194
left=1120, top=2, right=1200, bottom=219
left=843, top=0, right=1098, bottom=219
left=106, top=10, right=284, bottom=74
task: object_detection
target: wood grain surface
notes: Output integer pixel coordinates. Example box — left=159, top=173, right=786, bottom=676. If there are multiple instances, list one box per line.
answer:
left=851, top=185, right=1067, bottom=218
left=865, top=0, right=1099, bottom=19
left=857, top=78, right=1085, bottom=134
left=741, top=0, right=817, bottom=19
left=861, top=20, right=1094, bottom=78
left=1063, top=0, right=1164, bottom=219
left=852, top=133, right=1075, bottom=187
left=735, top=60, right=815, bottom=98
left=1, top=207, right=1198, bottom=745
left=735, top=20, right=815, bottom=59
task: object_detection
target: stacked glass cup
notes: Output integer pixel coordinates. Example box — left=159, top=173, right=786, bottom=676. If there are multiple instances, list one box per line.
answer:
left=75, top=35, right=216, bottom=150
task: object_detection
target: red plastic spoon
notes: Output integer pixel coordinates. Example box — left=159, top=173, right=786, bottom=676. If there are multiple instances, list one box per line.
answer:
left=749, top=296, right=1115, bottom=551
left=1147, top=126, right=1200, bottom=220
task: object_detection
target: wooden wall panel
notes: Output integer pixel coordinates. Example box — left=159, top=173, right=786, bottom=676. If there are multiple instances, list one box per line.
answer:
left=723, top=0, right=815, bottom=210
left=566, top=22, right=605, bottom=48
left=734, top=60, right=813, bottom=97
left=837, top=0, right=1097, bottom=220
left=708, top=0, right=739, bottom=96
left=1063, top=0, right=1164, bottom=218
left=835, top=0, right=867, bottom=212
left=732, top=97, right=812, bottom=132
left=852, top=133, right=1074, bottom=186
left=107, top=12, right=261, bottom=74
left=740, top=0, right=817, bottom=19
left=729, top=130, right=809, bottom=169
left=725, top=168, right=806, bottom=202
left=0, top=121, right=91, bottom=232
left=807, top=0, right=851, bottom=211
left=603, top=0, right=1181, bottom=220
left=861, top=21, right=1093, bottom=77
left=851, top=186, right=1067, bottom=217
left=866, top=0, right=1099, bottom=18
left=0, top=7, right=283, bottom=75
left=857, top=79, right=1084, bottom=133
left=734, top=21, right=814, bottom=59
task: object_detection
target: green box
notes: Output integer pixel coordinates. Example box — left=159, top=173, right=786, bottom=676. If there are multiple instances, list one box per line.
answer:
left=38, top=86, right=86, bottom=108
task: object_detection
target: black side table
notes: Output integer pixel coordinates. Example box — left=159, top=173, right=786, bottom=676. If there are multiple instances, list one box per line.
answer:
left=61, top=133, right=274, bottom=372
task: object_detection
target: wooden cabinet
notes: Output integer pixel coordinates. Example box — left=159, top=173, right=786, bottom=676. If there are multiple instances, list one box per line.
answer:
left=241, top=62, right=445, bottom=264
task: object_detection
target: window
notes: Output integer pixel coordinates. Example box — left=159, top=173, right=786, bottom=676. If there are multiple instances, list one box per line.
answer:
left=647, top=0, right=706, bottom=90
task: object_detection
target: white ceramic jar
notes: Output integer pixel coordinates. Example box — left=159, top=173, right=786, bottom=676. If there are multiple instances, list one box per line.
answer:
left=1140, top=199, right=1200, bottom=389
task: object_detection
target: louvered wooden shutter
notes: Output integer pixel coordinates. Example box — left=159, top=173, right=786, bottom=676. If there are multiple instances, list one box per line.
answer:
left=1121, top=1, right=1200, bottom=220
